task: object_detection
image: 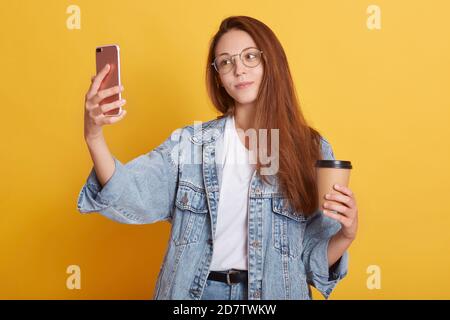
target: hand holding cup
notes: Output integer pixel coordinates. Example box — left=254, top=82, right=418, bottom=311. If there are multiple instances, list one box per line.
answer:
left=316, top=160, right=358, bottom=240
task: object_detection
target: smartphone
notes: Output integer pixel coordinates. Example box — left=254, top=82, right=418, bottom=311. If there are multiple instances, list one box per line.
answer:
left=95, top=44, right=122, bottom=116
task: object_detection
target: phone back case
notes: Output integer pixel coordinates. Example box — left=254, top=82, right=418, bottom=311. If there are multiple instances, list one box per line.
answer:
left=96, top=44, right=122, bottom=116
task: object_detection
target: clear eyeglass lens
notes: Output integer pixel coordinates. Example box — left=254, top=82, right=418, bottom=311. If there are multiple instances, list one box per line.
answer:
left=216, top=57, right=232, bottom=73
left=214, top=48, right=261, bottom=74
left=242, top=48, right=261, bottom=67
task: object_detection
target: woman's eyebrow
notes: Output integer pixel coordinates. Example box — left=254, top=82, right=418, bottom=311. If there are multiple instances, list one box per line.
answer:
left=217, top=46, right=254, bottom=56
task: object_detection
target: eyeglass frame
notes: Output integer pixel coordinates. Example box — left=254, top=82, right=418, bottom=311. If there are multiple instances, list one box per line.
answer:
left=211, top=46, right=264, bottom=74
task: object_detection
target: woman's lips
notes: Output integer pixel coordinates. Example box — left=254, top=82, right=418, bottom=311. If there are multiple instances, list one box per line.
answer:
left=235, top=81, right=254, bottom=89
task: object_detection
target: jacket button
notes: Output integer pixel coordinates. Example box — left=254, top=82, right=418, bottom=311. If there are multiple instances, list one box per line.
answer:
left=181, top=192, right=189, bottom=205
left=253, top=290, right=261, bottom=298
left=251, top=240, right=260, bottom=248
left=189, top=288, right=200, bottom=298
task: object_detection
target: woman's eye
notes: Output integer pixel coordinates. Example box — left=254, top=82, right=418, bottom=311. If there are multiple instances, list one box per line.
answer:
left=220, top=59, right=231, bottom=66
left=246, top=54, right=256, bottom=60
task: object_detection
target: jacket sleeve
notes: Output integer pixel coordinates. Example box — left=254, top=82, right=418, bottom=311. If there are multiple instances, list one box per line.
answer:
left=301, top=136, right=349, bottom=299
left=76, top=129, right=182, bottom=224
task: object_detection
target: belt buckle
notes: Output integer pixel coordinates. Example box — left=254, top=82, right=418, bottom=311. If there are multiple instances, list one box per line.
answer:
left=226, top=269, right=238, bottom=285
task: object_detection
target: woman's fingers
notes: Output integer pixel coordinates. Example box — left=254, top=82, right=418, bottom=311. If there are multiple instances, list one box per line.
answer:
left=89, top=85, right=124, bottom=106
left=92, top=108, right=127, bottom=126
left=324, top=192, right=354, bottom=209
left=86, top=64, right=110, bottom=99
left=91, top=99, right=127, bottom=117
left=323, top=209, right=352, bottom=227
left=323, top=201, right=350, bottom=216
left=333, top=184, right=354, bottom=198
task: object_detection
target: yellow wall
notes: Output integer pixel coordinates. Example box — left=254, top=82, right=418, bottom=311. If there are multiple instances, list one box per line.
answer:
left=1, top=0, right=449, bottom=299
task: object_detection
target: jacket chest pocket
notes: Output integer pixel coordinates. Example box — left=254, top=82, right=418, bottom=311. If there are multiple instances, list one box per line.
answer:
left=171, top=182, right=209, bottom=246
left=271, top=197, right=307, bottom=258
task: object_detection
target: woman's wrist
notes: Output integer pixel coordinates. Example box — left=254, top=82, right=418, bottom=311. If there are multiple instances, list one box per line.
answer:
left=85, top=132, right=104, bottom=145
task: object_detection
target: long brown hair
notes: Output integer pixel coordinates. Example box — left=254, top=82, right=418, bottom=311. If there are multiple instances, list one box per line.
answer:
left=205, top=16, right=324, bottom=217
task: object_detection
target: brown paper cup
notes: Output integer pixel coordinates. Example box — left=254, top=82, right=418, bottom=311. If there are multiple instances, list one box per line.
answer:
left=315, top=160, right=352, bottom=213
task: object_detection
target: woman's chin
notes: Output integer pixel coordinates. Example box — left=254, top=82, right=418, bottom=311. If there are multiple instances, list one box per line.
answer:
left=233, top=96, right=257, bottom=106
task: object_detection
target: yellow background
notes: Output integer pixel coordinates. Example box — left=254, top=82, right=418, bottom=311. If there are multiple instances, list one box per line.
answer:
left=1, top=0, right=449, bottom=299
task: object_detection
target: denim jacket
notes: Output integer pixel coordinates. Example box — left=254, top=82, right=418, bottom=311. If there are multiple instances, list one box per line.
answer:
left=76, top=116, right=348, bottom=300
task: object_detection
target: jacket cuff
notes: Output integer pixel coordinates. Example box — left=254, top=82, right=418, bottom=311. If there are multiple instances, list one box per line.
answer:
left=307, top=237, right=349, bottom=299
left=76, top=157, right=126, bottom=213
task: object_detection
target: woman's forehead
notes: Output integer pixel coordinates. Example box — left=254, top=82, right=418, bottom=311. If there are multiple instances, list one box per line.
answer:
left=215, top=30, right=257, bottom=56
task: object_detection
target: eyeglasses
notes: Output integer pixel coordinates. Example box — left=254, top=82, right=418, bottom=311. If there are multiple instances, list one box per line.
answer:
left=211, top=47, right=263, bottom=75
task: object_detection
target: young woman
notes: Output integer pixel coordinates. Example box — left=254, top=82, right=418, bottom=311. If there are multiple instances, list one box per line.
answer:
left=78, top=16, right=359, bottom=300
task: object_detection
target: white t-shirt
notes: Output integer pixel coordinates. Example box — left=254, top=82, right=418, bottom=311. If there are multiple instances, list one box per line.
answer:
left=210, top=115, right=256, bottom=271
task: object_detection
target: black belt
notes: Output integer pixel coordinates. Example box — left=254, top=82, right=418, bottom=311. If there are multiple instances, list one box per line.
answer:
left=207, top=269, right=248, bottom=285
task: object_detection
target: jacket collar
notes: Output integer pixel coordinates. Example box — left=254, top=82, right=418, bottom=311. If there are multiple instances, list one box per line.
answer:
left=189, top=115, right=228, bottom=145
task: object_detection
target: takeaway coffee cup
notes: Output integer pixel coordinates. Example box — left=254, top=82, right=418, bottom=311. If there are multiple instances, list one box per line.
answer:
left=315, top=160, right=353, bottom=213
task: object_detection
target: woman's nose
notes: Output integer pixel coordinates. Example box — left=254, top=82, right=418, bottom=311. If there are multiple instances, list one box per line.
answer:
left=233, top=57, right=247, bottom=76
